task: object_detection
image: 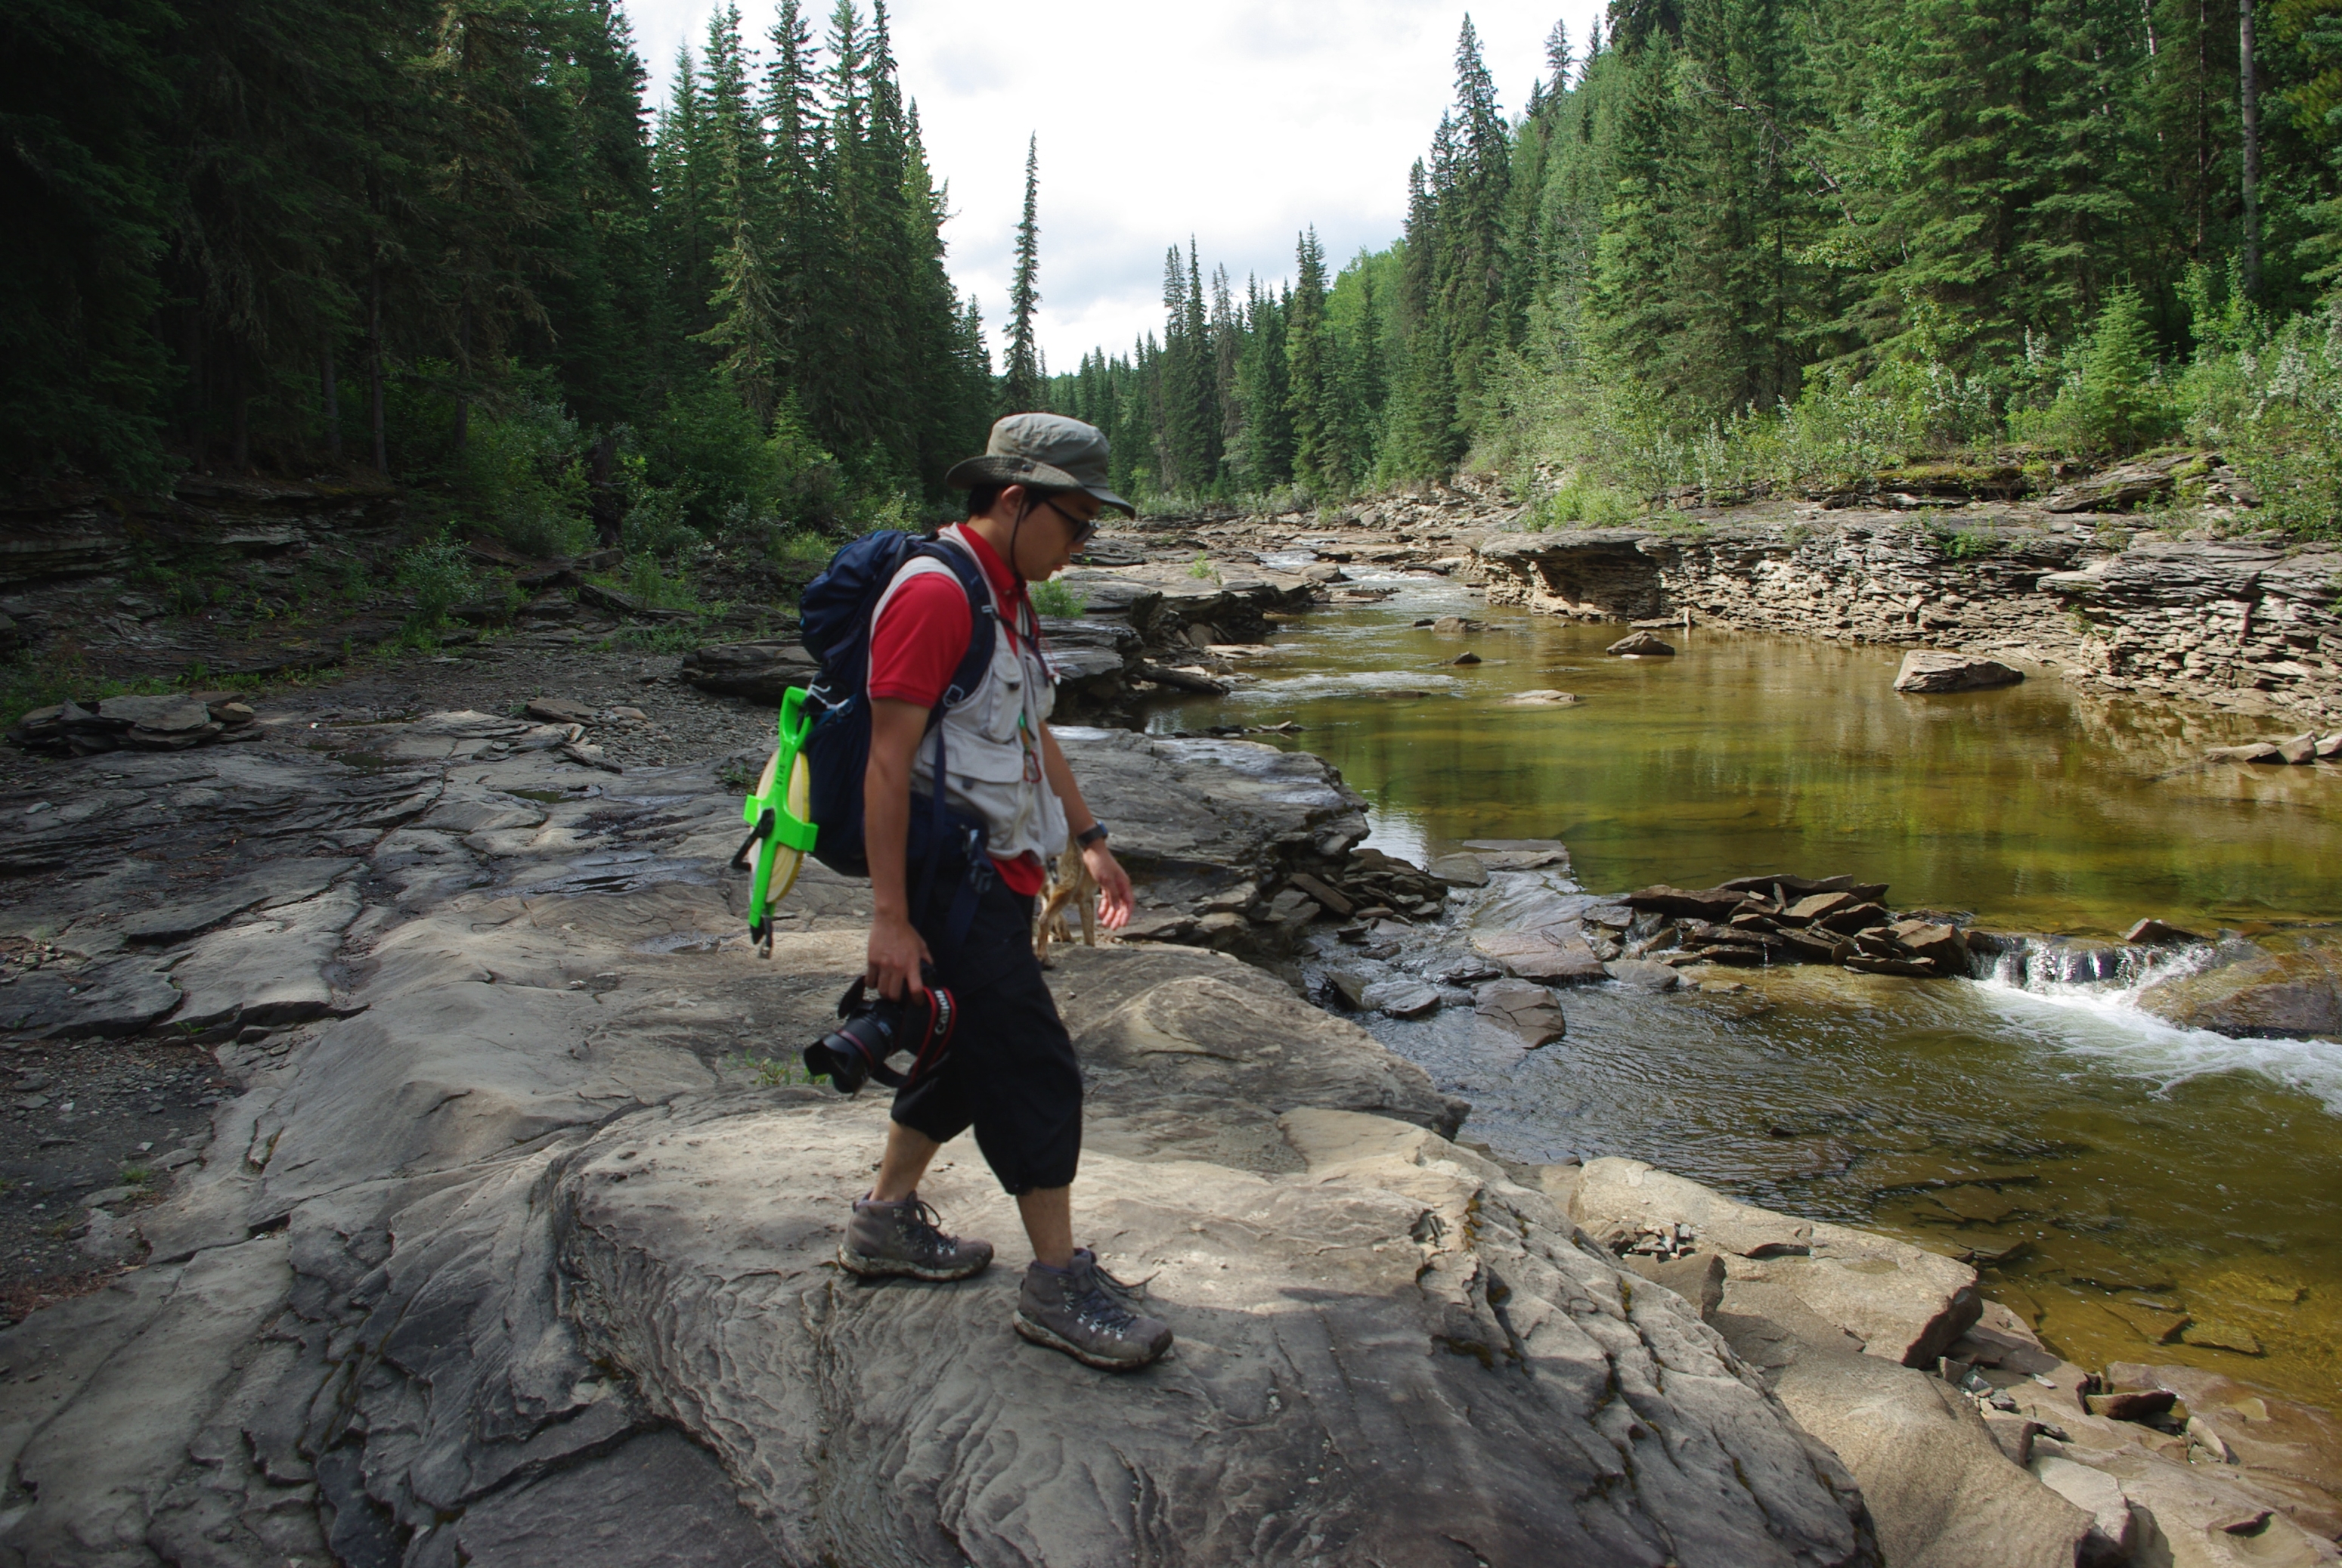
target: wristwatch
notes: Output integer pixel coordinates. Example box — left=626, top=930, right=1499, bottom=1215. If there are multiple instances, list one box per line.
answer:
left=1075, top=823, right=1109, bottom=849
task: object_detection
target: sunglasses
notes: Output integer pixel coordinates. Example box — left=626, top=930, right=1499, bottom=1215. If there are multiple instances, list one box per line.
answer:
left=1037, top=495, right=1100, bottom=548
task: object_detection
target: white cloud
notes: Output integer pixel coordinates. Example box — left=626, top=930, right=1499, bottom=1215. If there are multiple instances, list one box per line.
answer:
left=621, top=0, right=1606, bottom=368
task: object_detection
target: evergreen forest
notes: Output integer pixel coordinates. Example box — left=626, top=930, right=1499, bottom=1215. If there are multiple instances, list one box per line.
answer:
left=1056, top=4, right=2342, bottom=539
left=4, top=0, right=993, bottom=553
left=11, top=0, right=2342, bottom=549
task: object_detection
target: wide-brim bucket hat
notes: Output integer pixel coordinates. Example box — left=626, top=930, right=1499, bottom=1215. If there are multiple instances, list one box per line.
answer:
left=945, top=412, right=1136, bottom=517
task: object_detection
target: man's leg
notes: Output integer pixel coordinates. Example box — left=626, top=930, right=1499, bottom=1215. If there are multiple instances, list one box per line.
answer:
left=872, top=1120, right=941, bottom=1203
left=838, top=1117, right=993, bottom=1281
left=1016, top=1185, right=1074, bottom=1270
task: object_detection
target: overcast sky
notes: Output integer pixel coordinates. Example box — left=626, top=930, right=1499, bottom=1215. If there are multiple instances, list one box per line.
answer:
left=621, top=0, right=1606, bottom=370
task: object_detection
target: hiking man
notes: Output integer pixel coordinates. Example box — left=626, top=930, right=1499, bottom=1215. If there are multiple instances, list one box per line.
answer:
left=838, top=413, right=1175, bottom=1371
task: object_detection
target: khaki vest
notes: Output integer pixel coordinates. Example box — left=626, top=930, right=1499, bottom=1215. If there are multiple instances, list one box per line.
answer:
left=873, top=525, right=1067, bottom=866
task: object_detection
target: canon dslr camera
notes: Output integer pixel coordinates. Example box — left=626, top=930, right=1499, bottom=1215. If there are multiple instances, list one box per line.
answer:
left=803, top=968, right=957, bottom=1095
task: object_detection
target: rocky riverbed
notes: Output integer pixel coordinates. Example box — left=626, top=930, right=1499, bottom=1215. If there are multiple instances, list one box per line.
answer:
left=2, top=676, right=2337, bottom=1565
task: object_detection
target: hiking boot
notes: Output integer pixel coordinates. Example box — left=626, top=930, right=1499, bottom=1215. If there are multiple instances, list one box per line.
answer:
left=838, top=1195, right=993, bottom=1281
left=1015, top=1253, right=1173, bottom=1371
left=1071, top=1247, right=1148, bottom=1310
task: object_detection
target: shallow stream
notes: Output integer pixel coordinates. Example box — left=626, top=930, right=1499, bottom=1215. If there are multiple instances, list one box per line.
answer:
left=1150, top=551, right=2342, bottom=1402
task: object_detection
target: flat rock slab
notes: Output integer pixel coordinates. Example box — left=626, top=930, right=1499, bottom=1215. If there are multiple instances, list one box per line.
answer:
left=119, top=855, right=358, bottom=944
left=0, top=960, right=181, bottom=1038
left=557, top=1102, right=1877, bottom=1567
left=1426, top=851, right=1489, bottom=886
left=1894, top=650, right=2024, bottom=693
left=169, top=885, right=361, bottom=1030
left=1461, top=837, right=1573, bottom=871
left=1572, top=1157, right=1982, bottom=1368
left=1050, top=728, right=1368, bottom=900
left=1473, top=926, right=1609, bottom=983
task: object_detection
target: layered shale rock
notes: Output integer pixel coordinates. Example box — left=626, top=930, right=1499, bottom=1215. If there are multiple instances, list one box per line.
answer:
left=0, top=710, right=1891, bottom=1567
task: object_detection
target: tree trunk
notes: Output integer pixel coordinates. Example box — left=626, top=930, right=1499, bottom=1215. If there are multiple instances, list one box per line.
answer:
left=228, top=346, right=249, bottom=472
left=368, top=263, right=388, bottom=474
left=454, top=303, right=471, bottom=451
left=2241, top=0, right=2261, bottom=299
left=184, top=313, right=206, bottom=471
left=321, top=342, right=342, bottom=462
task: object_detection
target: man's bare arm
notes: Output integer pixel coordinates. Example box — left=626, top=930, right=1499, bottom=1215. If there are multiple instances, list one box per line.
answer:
left=864, top=697, right=933, bottom=997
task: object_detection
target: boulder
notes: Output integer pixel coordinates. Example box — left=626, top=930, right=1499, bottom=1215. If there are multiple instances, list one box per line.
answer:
left=1426, top=852, right=1489, bottom=887
left=1359, top=978, right=1443, bottom=1018
left=2319, top=733, right=2342, bottom=759
left=2041, top=461, right=2178, bottom=513
left=1606, top=630, right=1677, bottom=656
left=1502, top=688, right=1582, bottom=705
left=1603, top=959, right=1684, bottom=991
left=2136, top=937, right=2342, bottom=1040
left=1473, top=978, right=1568, bottom=1046
left=2275, top=733, right=2320, bottom=765
left=1621, top=1251, right=1725, bottom=1322
left=2207, top=742, right=2286, bottom=764
left=677, top=640, right=821, bottom=703
left=1894, top=651, right=2024, bottom=693
left=2125, top=917, right=2204, bottom=945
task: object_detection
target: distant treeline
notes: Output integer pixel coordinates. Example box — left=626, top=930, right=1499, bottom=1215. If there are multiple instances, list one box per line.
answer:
left=1057, top=2, right=2342, bottom=526
left=4, top=0, right=992, bottom=547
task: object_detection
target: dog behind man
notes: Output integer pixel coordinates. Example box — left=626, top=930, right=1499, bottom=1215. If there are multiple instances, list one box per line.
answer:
left=1033, top=841, right=1098, bottom=965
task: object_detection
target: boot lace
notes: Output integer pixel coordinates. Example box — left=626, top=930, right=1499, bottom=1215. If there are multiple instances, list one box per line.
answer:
left=897, top=1199, right=962, bottom=1262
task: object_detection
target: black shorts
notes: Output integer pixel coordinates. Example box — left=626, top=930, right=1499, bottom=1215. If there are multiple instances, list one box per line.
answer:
left=890, top=871, right=1082, bottom=1195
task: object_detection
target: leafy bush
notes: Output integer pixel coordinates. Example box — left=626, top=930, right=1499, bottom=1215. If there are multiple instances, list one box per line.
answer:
left=459, top=383, right=592, bottom=557
left=1032, top=577, right=1085, bottom=617
left=635, top=376, right=839, bottom=539
left=1187, top=553, right=1215, bottom=580
left=2187, top=302, right=2342, bottom=539
left=395, top=534, right=478, bottom=627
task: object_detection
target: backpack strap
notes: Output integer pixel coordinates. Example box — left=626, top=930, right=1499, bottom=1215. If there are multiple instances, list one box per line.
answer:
left=894, top=536, right=1000, bottom=944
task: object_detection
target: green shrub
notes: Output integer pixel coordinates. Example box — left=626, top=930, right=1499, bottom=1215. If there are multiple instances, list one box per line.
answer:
left=2186, top=302, right=2342, bottom=540
left=1187, top=553, right=1215, bottom=580
left=2008, top=288, right=2182, bottom=457
left=1032, top=577, right=1085, bottom=617
left=460, top=386, right=592, bottom=557
left=395, top=534, right=478, bottom=628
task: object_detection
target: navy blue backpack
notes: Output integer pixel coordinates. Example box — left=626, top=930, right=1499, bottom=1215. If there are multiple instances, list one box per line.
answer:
left=795, top=531, right=1000, bottom=940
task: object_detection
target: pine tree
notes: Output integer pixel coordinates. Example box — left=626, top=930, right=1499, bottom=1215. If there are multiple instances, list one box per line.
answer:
left=1002, top=134, right=1043, bottom=412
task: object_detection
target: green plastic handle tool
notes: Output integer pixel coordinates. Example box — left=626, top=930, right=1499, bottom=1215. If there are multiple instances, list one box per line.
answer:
left=733, top=686, right=819, bottom=953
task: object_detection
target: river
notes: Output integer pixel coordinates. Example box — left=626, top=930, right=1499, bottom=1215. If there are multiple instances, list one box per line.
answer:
left=1148, top=550, right=2342, bottom=1403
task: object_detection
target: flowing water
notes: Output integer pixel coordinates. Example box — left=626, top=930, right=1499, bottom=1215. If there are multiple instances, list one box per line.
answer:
left=1147, top=551, right=2342, bottom=1402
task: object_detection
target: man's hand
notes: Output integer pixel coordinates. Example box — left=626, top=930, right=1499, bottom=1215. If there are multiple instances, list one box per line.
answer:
left=867, top=912, right=933, bottom=999
left=1082, top=841, right=1134, bottom=930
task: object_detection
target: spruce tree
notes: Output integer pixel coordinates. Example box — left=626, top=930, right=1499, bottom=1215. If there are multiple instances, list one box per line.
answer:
left=1002, top=134, right=1044, bottom=412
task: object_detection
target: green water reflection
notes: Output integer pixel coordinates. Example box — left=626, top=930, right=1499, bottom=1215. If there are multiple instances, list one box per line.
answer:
left=1168, top=608, right=2342, bottom=932
left=1149, top=585, right=2342, bottom=1401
